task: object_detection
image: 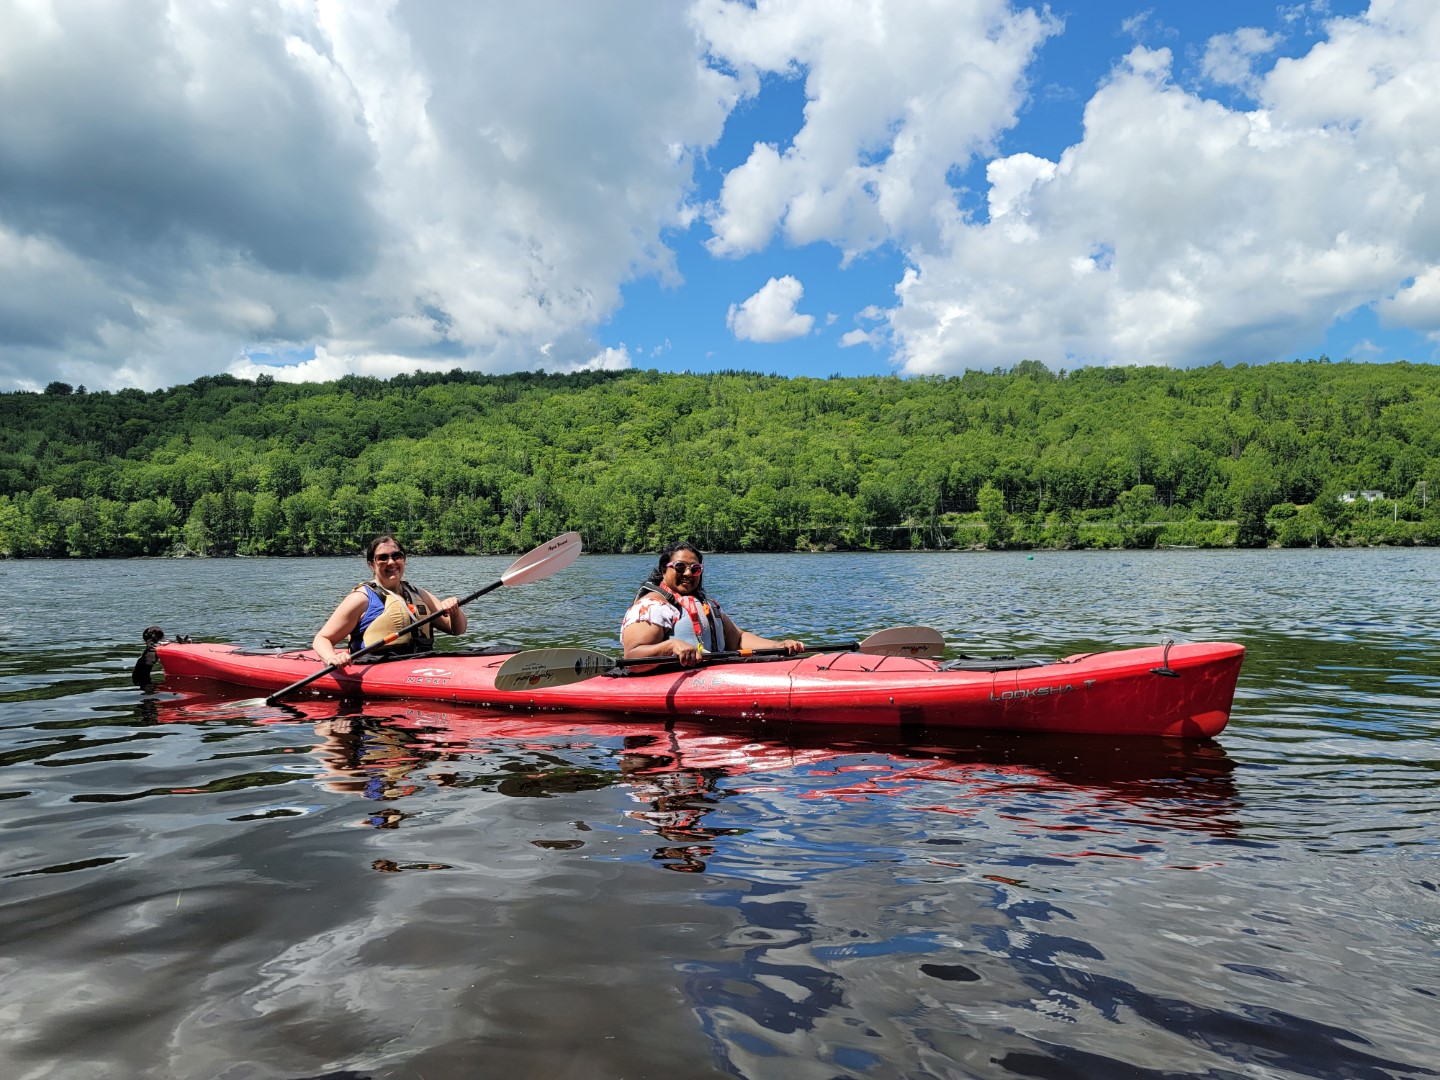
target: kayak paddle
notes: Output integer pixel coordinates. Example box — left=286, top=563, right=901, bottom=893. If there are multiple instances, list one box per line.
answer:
left=493, top=624, right=944, bottom=692
left=265, top=530, right=583, bottom=704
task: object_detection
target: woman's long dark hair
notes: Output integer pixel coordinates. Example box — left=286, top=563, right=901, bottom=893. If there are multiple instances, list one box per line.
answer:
left=638, top=541, right=706, bottom=600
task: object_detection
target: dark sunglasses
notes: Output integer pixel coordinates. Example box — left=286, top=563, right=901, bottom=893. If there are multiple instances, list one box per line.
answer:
left=373, top=552, right=406, bottom=563
left=666, top=561, right=703, bottom=575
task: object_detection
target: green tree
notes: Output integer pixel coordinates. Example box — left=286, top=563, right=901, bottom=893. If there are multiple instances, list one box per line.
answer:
left=977, top=482, right=1011, bottom=548
left=249, top=491, right=284, bottom=554
left=1114, top=484, right=1160, bottom=548
left=1229, top=451, right=1278, bottom=548
left=0, top=495, right=23, bottom=556
left=124, top=497, right=181, bottom=555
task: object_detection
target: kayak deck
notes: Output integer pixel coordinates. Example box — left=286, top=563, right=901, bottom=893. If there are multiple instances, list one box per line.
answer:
left=153, top=640, right=1245, bottom=738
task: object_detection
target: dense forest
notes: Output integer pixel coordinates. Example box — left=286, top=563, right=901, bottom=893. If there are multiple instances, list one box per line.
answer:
left=1, top=358, right=1438, bottom=558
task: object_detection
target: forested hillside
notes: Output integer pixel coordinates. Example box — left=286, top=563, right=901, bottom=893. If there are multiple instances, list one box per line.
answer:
left=2, top=359, right=1437, bottom=557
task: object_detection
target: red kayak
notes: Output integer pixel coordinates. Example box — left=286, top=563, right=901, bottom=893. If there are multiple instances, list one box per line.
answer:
left=151, top=639, right=1244, bottom=738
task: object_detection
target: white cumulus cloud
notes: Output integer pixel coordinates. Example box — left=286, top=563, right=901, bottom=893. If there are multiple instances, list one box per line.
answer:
left=694, top=0, right=1060, bottom=261
left=1202, top=27, right=1282, bottom=88
left=884, top=1, right=1440, bottom=372
left=727, top=275, right=814, bottom=342
left=0, top=0, right=737, bottom=390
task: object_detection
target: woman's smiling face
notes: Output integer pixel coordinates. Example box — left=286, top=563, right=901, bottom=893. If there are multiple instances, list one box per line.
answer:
left=662, top=549, right=703, bottom=594
left=370, top=542, right=406, bottom=584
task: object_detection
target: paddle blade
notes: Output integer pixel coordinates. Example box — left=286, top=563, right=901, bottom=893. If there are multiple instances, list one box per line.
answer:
left=859, top=625, right=945, bottom=657
left=494, top=647, right=615, bottom=691
left=501, top=531, right=583, bottom=587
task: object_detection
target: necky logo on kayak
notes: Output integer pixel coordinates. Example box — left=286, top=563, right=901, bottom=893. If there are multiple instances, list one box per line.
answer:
left=989, top=679, right=1096, bottom=702
left=405, top=667, right=453, bottom=685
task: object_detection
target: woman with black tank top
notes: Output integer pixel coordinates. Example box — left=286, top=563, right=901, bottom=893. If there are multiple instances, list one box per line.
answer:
left=311, top=534, right=467, bottom=667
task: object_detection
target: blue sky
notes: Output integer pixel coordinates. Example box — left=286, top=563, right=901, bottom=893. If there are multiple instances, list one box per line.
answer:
left=1, top=0, right=1433, bottom=391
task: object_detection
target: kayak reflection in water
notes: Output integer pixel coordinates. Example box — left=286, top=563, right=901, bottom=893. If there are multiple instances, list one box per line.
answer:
left=311, top=534, right=467, bottom=668
left=620, top=541, right=805, bottom=668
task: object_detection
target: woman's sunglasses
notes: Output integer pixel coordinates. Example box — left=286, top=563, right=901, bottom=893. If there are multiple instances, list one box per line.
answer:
left=373, top=552, right=406, bottom=563
left=666, top=561, right=703, bottom=576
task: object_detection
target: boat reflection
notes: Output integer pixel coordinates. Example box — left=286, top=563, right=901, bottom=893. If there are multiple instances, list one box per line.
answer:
left=148, top=680, right=1241, bottom=865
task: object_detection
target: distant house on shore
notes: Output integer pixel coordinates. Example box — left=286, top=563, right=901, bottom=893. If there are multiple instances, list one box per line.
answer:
left=1339, top=490, right=1385, bottom=503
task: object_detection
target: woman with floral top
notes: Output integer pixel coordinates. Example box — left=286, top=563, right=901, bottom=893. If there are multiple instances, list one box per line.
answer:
left=620, top=541, right=804, bottom=667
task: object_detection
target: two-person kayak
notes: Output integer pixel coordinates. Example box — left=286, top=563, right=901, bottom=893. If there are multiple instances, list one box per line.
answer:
left=147, top=637, right=1245, bottom=738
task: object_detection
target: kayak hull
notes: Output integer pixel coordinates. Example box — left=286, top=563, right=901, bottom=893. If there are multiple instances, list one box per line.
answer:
left=154, top=640, right=1245, bottom=738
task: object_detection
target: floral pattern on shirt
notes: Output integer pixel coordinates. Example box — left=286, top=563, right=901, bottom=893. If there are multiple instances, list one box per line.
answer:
left=621, top=594, right=681, bottom=633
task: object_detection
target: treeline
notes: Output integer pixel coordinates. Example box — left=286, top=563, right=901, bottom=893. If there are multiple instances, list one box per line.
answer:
left=1, top=358, right=1438, bottom=558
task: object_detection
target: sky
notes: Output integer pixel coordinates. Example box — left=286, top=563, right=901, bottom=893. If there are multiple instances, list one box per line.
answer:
left=2, top=0, right=1437, bottom=392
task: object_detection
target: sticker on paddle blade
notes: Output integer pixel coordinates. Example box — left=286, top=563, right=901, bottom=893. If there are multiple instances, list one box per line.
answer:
left=495, top=656, right=568, bottom=690
left=573, top=653, right=610, bottom=679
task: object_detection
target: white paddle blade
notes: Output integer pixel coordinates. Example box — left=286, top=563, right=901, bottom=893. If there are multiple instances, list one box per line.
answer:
left=860, top=625, right=945, bottom=657
left=501, top=531, right=583, bottom=587
left=494, top=647, right=615, bottom=691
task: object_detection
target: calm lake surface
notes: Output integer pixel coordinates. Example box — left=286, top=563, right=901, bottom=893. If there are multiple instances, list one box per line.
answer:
left=1, top=548, right=1437, bottom=1079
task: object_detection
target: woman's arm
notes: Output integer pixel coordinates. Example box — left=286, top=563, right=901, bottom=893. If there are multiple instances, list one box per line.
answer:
left=422, top=589, right=467, bottom=635
left=622, top=620, right=702, bottom=665
left=312, top=592, right=368, bottom=666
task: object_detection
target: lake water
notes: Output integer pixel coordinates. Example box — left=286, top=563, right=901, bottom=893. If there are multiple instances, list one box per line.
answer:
left=1, top=548, right=1437, bottom=1079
